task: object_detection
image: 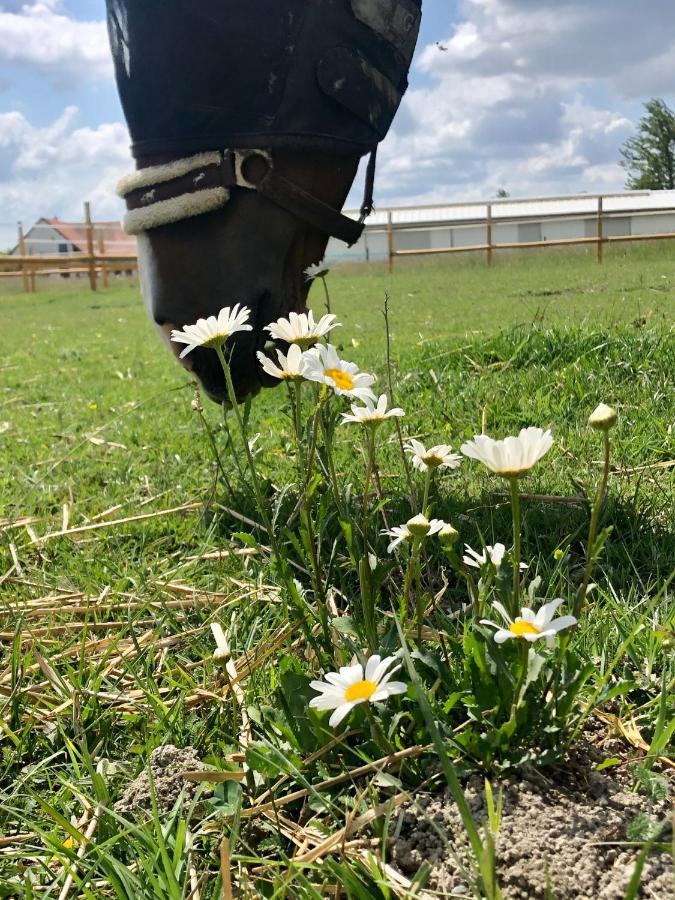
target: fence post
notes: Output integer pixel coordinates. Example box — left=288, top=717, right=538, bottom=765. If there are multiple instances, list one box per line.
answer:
left=17, top=222, right=30, bottom=294
left=84, top=201, right=97, bottom=291
left=387, top=210, right=394, bottom=272
left=596, top=195, right=604, bottom=263
left=97, top=232, right=109, bottom=288
left=486, top=203, right=493, bottom=266
left=28, top=248, right=36, bottom=293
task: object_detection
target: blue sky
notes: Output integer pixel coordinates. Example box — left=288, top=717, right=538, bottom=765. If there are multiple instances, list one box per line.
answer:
left=1, top=0, right=675, bottom=249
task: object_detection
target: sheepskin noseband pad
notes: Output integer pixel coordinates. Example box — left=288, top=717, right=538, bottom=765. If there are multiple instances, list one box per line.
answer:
left=117, top=149, right=365, bottom=244
left=117, top=152, right=231, bottom=235
left=105, top=0, right=421, bottom=159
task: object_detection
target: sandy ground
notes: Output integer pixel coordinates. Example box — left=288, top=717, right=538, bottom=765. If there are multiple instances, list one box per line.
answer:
left=390, top=729, right=672, bottom=899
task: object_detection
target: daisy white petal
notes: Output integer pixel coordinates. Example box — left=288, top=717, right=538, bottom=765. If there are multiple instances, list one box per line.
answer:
left=370, top=681, right=407, bottom=702
left=170, top=304, right=253, bottom=357
left=384, top=524, right=410, bottom=553
left=533, top=597, right=565, bottom=630
left=329, top=702, right=356, bottom=727
left=481, top=599, right=575, bottom=643
left=341, top=394, right=405, bottom=425
left=460, top=427, right=553, bottom=477
left=303, top=344, right=376, bottom=400
left=304, top=260, right=330, bottom=281
left=405, top=439, right=462, bottom=472
left=309, top=654, right=407, bottom=727
left=546, top=614, right=577, bottom=633
left=264, top=310, right=340, bottom=349
left=256, top=343, right=308, bottom=382
left=494, top=629, right=514, bottom=643
left=364, top=655, right=383, bottom=681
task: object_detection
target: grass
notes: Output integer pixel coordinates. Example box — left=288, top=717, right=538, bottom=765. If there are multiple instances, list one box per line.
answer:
left=0, top=242, right=673, bottom=897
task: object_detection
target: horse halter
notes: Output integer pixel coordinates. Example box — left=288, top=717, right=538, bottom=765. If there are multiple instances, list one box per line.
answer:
left=117, top=147, right=369, bottom=245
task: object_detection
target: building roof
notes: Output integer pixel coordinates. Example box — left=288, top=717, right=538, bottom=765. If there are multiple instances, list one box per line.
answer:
left=41, top=218, right=137, bottom=255
left=345, top=189, right=675, bottom=228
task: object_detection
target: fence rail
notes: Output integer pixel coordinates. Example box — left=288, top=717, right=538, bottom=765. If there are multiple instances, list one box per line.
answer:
left=1, top=202, right=137, bottom=293
left=385, top=195, right=675, bottom=270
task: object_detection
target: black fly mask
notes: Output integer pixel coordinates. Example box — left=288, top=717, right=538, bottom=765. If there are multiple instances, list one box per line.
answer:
left=106, top=0, right=422, bottom=401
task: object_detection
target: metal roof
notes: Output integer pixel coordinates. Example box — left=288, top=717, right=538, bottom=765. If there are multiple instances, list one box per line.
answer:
left=346, top=190, right=675, bottom=227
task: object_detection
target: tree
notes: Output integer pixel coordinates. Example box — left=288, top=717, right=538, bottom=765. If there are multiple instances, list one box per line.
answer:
left=620, top=98, right=675, bottom=190
left=496, top=187, right=509, bottom=198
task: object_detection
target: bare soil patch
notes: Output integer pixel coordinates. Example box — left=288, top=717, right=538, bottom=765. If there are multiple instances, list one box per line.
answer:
left=390, top=733, right=672, bottom=899
left=114, top=744, right=206, bottom=817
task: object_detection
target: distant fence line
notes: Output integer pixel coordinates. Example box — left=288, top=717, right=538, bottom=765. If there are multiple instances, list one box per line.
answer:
left=4, top=194, right=675, bottom=293
left=380, top=195, right=675, bottom=270
left=0, top=202, right=137, bottom=293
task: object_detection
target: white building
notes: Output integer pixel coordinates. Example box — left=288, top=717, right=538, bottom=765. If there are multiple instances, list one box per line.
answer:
left=10, top=217, right=136, bottom=257
left=327, top=189, right=675, bottom=262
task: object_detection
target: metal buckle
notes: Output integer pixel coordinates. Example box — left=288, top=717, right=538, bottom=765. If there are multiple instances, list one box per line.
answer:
left=233, top=149, right=272, bottom=189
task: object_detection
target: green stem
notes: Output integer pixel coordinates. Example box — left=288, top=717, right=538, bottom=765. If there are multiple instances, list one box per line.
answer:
left=509, top=477, right=522, bottom=617
left=291, top=382, right=329, bottom=632
left=320, top=412, right=345, bottom=518
left=292, top=381, right=306, bottom=472
left=575, top=429, right=611, bottom=619
left=421, top=468, right=432, bottom=514
left=320, top=275, right=331, bottom=315
left=400, top=538, right=420, bottom=624
left=195, top=405, right=234, bottom=496
left=364, top=703, right=395, bottom=755
left=507, top=641, right=530, bottom=726
left=304, top=389, right=327, bottom=492
left=216, top=345, right=275, bottom=548
left=361, top=428, right=377, bottom=554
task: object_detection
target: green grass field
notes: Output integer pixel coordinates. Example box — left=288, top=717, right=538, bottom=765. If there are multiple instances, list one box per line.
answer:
left=1, top=242, right=673, bottom=897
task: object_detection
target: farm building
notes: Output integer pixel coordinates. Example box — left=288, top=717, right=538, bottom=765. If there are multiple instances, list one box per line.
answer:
left=327, top=189, right=675, bottom=262
left=10, top=217, right=136, bottom=258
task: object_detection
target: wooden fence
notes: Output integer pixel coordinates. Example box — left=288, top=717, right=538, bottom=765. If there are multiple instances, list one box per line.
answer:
left=385, top=194, right=675, bottom=271
left=0, top=203, right=137, bottom=292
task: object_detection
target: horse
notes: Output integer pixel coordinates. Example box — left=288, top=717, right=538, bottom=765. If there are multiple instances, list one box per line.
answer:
left=105, top=0, right=422, bottom=402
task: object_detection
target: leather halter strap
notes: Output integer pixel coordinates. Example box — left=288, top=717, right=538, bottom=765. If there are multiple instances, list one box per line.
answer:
left=117, top=149, right=364, bottom=245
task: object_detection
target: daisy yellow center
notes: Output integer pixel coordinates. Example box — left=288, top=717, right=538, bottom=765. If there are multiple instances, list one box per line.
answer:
left=325, top=368, right=354, bottom=391
left=509, top=620, right=541, bottom=637
left=291, top=336, right=318, bottom=350
left=344, top=679, right=377, bottom=702
left=423, top=454, right=443, bottom=467
left=203, top=332, right=229, bottom=348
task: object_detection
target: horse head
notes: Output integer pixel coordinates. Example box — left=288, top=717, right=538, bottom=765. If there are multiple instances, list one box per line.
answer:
left=106, top=0, right=422, bottom=402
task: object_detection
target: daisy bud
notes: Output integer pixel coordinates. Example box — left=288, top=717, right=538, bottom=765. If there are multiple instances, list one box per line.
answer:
left=213, top=646, right=231, bottom=666
left=211, top=623, right=231, bottom=666
left=191, top=389, right=203, bottom=413
left=588, top=403, right=617, bottom=430
left=406, top=513, right=431, bottom=538
left=439, top=524, right=459, bottom=547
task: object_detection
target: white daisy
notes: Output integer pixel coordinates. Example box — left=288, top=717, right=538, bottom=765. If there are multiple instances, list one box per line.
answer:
left=309, top=655, right=407, bottom=727
left=460, top=427, right=553, bottom=477
left=480, top=599, right=577, bottom=645
left=304, top=261, right=330, bottom=281
left=404, top=439, right=462, bottom=472
left=256, top=344, right=309, bottom=382
left=170, top=304, right=252, bottom=359
left=264, top=310, right=340, bottom=350
left=383, top=516, right=446, bottom=553
left=463, top=543, right=528, bottom=571
left=341, top=394, right=405, bottom=426
left=303, top=344, right=376, bottom=401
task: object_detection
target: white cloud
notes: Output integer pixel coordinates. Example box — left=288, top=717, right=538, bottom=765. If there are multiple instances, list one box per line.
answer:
left=0, top=1, right=112, bottom=84
left=368, top=0, right=674, bottom=205
left=0, top=106, right=129, bottom=249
